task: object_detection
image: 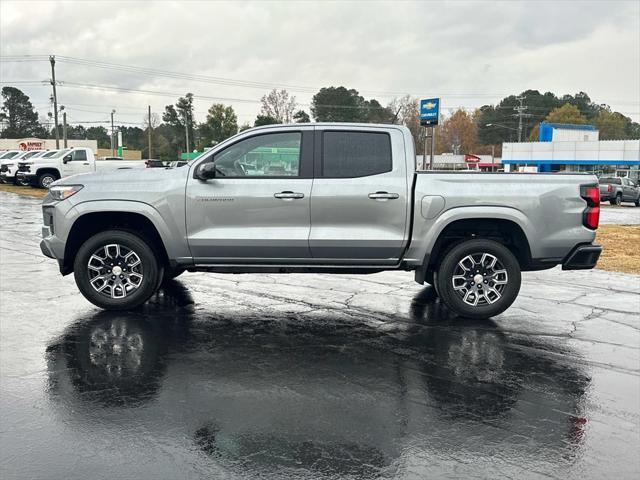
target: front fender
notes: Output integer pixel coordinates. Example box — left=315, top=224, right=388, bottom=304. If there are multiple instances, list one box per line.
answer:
left=65, top=200, right=191, bottom=261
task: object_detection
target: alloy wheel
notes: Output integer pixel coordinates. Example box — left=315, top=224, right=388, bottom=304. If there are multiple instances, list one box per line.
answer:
left=87, top=243, right=144, bottom=299
left=451, top=252, right=508, bottom=307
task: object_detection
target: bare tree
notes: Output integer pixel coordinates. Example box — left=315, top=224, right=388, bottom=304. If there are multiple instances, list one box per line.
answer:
left=387, top=95, right=420, bottom=140
left=260, top=89, right=297, bottom=123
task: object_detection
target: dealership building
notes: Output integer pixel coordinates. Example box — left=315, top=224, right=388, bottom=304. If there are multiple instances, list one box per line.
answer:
left=501, top=123, right=640, bottom=180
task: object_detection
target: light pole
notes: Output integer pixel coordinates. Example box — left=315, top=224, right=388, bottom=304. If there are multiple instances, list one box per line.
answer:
left=110, top=109, right=116, bottom=157
left=486, top=123, right=519, bottom=143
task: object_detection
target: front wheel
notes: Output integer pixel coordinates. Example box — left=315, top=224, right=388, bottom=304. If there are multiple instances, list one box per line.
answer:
left=436, top=239, right=521, bottom=320
left=38, top=172, right=58, bottom=189
left=73, top=230, right=161, bottom=310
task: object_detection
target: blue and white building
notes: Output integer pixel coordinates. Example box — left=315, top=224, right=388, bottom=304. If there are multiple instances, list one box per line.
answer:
left=501, top=123, right=640, bottom=180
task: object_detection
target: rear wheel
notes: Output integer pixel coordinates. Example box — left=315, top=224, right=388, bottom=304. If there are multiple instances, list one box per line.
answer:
left=611, top=194, right=622, bottom=206
left=73, top=230, right=161, bottom=310
left=436, top=239, right=521, bottom=320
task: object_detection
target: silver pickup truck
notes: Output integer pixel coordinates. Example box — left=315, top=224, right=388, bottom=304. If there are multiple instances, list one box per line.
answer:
left=39, top=123, right=602, bottom=319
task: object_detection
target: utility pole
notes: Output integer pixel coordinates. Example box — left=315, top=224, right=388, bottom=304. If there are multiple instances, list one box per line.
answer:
left=49, top=55, right=60, bottom=148
left=147, top=105, right=152, bottom=159
left=184, top=112, right=190, bottom=161
left=513, top=95, right=532, bottom=142
left=62, top=111, right=67, bottom=147
left=110, top=109, right=116, bottom=156
left=429, top=126, right=436, bottom=170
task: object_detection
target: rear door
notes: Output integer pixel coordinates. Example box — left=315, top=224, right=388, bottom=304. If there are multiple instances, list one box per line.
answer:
left=185, top=127, right=314, bottom=262
left=309, top=127, right=409, bottom=264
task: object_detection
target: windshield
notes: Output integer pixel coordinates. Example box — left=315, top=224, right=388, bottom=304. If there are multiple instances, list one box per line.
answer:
left=0, top=151, right=19, bottom=159
left=599, top=177, right=621, bottom=185
left=49, top=149, right=71, bottom=158
left=23, top=150, right=43, bottom=159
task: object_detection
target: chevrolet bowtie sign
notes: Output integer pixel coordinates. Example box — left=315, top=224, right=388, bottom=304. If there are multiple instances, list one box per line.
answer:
left=420, top=98, right=440, bottom=126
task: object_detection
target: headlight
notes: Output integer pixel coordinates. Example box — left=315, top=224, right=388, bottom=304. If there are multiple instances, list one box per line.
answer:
left=49, top=185, right=83, bottom=201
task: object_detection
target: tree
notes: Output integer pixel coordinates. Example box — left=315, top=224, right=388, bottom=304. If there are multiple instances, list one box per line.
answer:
left=544, top=103, right=588, bottom=125
left=239, top=122, right=252, bottom=132
left=293, top=110, right=310, bottom=123
left=85, top=126, right=110, bottom=148
left=199, top=103, right=238, bottom=148
left=311, top=86, right=391, bottom=123
left=0, top=87, right=46, bottom=138
left=254, top=115, right=279, bottom=127
left=260, top=89, right=296, bottom=123
left=592, top=108, right=630, bottom=140
left=361, top=99, right=394, bottom=123
left=435, top=109, right=479, bottom=155
left=387, top=95, right=421, bottom=145
left=162, top=93, right=196, bottom=158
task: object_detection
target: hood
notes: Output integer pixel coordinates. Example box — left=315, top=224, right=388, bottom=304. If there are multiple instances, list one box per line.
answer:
left=52, top=164, right=191, bottom=188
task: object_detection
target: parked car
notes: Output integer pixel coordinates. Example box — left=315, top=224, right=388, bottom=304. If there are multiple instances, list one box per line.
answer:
left=1, top=150, right=46, bottom=184
left=39, top=123, right=602, bottom=319
left=598, top=176, right=640, bottom=206
left=145, top=159, right=167, bottom=168
left=17, top=147, right=146, bottom=188
left=167, top=161, right=189, bottom=168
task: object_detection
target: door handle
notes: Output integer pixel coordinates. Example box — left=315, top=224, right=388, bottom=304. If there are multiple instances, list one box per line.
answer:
left=83, top=163, right=90, bottom=165
left=274, top=191, right=305, bottom=199
left=368, top=191, right=399, bottom=200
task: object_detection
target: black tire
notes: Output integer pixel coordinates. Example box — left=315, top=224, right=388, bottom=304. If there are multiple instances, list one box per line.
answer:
left=635, top=197, right=639, bottom=207
left=73, top=230, right=161, bottom=310
left=15, top=176, right=30, bottom=186
left=612, top=194, right=622, bottom=206
left=436, top=239, right=521, bottom=320
left=163, top=267, right=185, bottom=283
left=38, top=172, right=58, bottom=189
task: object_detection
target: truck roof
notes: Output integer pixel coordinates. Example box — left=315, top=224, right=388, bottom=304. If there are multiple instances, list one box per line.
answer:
left=247, top=122, right=410, bottom=132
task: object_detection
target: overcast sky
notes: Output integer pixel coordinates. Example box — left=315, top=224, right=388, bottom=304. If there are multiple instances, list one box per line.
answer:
left=1, top=0, right=639, bottom=130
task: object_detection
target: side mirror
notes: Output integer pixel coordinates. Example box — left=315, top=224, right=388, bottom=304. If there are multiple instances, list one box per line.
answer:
left=62, top=154, right=72, bottom=164
left=196, top=162, right=217, bottom=180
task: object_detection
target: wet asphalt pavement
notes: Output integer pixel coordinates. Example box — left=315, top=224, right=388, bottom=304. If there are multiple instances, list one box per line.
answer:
left=600, top=204, right=640, bottom=225
left=1, top=191, right=639, bottom=479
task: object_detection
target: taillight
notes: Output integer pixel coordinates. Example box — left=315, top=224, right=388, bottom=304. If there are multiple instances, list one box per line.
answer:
left=607, top=184, right=612, bottom=193
left=580, top=184, right=600, bottom=230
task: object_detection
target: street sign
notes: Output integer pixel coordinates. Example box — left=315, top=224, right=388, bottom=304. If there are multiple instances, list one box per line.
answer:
left=420, top=98, right=440, bottom=126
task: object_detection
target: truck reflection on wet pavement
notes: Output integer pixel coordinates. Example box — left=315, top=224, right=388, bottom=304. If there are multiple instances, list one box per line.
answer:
left=44, top=282, right=591, bottom=479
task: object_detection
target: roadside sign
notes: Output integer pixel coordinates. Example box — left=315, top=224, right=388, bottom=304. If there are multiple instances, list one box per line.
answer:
left=420, top=98, right=440, bottom=126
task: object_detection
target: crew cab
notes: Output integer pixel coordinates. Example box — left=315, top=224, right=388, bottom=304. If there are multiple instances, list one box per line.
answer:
left=1, top=150, right=46, bottom=184
left=17, top=147, right=145, bottom=188
left=39, top=124, right=602, bottom=319
left=598, top=176, right=640, bottom=206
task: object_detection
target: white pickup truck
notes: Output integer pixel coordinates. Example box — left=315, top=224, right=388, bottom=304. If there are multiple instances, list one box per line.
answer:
left=17, top=147, right=145, bottom=188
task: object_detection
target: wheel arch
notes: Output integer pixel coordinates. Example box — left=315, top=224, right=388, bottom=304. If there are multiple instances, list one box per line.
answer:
left=35, top=168, right=61, bottom=181
left=62, top=210, right=171, bottom=275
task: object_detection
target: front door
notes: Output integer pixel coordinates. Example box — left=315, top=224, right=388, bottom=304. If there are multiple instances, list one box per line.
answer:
left=61, top=149, right=89, bottom=177
left=186, top=129, right=314, bottom=263
left=309, top=128, right=409, bottom=263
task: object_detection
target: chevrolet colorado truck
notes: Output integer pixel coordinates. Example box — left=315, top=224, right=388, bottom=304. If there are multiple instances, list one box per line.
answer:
left=39, top=124, right=602, bottom=319
left=17, top=147, right=145, bottom=188
left=598, top=176, right=640, bottom=206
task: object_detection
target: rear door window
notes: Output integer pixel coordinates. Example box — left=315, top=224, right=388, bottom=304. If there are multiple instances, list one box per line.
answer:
left=322, top=131, right=392, bottom=178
